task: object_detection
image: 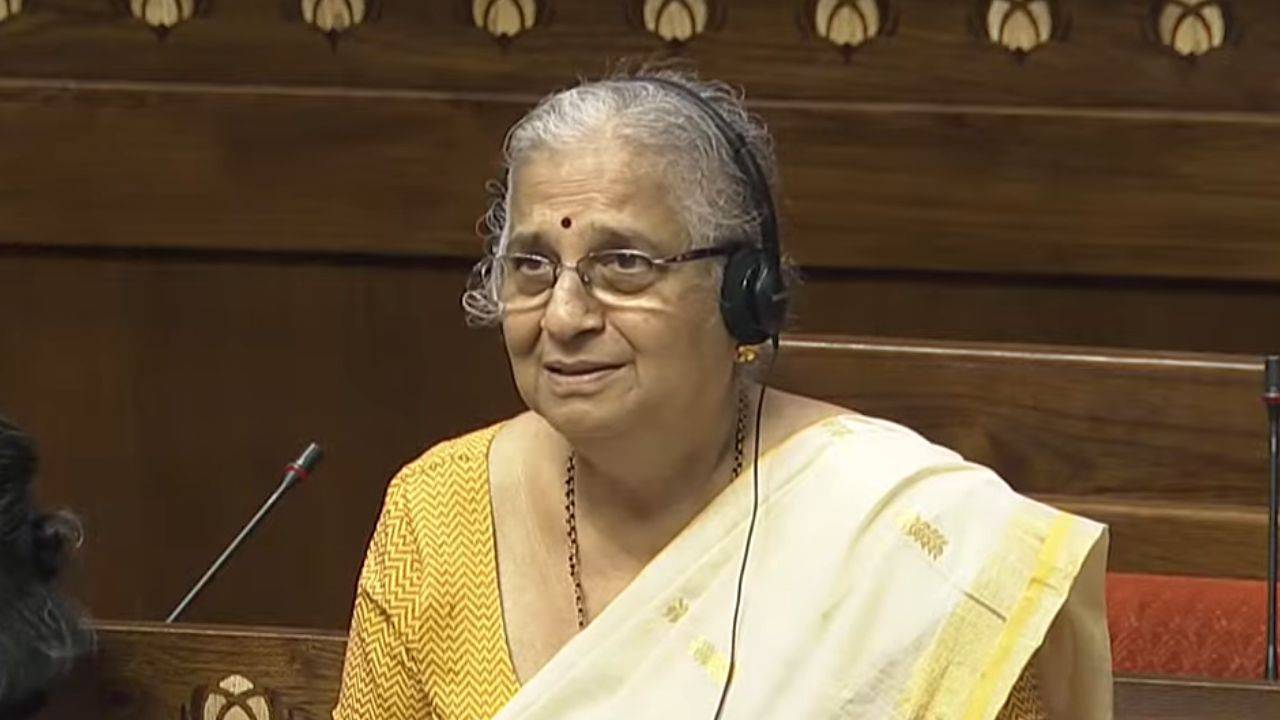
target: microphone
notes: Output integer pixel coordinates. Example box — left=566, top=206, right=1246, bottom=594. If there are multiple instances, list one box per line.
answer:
left=165, top=442, right=323, bottom=623
left=1265, top=357, right=1279, bottom=680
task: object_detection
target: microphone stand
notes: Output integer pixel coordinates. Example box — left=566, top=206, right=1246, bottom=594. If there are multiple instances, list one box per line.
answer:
left=1265, top=356, right=1279, bottom=681
left=166, top=442, right=322, bottom=623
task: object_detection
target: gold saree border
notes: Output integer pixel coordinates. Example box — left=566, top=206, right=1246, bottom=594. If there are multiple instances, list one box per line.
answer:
left=896, top=506, right=1098, bottom=720
left=962, top=514, right=1075, bottom=720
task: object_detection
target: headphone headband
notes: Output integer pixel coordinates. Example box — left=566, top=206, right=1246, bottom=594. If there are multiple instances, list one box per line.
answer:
left=630, top=76, right=788, bottom=345
left=632, top=77, right=780, bottom=263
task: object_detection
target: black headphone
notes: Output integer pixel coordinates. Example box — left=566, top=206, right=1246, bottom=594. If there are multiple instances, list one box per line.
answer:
left=635, top=77, right=788, bottom=346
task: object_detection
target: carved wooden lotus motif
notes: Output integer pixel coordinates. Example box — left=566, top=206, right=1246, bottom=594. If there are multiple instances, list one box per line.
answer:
left=981, top=0, right=1061, bottom=55
left=1151, top=0, right=1232, bottom=57
left=0, top=0, right=22, bottom=24
left=301, top=0, right=366, bottom=44
left=471, top=0, right=542, bottom=41
left=808, top=0, right=892, bottom=57
left=129, top=0, right=197, bottom=37
left=637, top=0, right=718, bottom=44
left=182, top=674, right=296, bottom=720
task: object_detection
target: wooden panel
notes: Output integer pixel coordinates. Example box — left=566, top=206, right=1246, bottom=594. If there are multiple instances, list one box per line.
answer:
left=772, top=106, right=1280, bottom=281
left=0, top=250, right=521, bottom=627
left=1043, top=496, right=1267, bottom=578
left=1, top=0, right=1278, bottom=112
left=771, top=335, right=1267, bottom=505
left=792, top=270, right=1280, bottom=356
left=5, top=85, right=1280, bottom=283
left=1115, top=677, right=1280, bottom=719
left=0, top=85, right=523, bottom=259
left=40, top=622, right=347, bottom=719
left=36, top=622, right=1280, bottom=719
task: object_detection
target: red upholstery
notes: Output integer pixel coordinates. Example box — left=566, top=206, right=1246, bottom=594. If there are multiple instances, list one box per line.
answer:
left=1106, top=572, right=1276, bottom=679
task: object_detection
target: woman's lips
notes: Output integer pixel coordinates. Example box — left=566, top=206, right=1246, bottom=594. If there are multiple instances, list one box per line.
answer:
left=543, top=363, right=624, bottom=391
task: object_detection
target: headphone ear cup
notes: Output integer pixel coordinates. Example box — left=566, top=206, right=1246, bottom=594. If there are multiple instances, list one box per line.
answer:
left=720, top=248, right=771, bottom=346
left=751, top=259, right=788, bottom=341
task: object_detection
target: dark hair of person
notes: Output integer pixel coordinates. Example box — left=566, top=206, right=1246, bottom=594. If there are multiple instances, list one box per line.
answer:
left=0, top=416, right=92, bottom=718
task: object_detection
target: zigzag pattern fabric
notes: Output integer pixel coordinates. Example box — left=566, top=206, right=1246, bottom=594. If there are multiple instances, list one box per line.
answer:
left=996, top=661, right=1048, bottom=720
left=334, top=424, right=519, bottom=720
left=332, top=421, right=1047, bottom=719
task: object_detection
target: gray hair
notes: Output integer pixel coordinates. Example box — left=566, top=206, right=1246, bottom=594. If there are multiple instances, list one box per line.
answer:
left=462, top=69, right=780, bottom=327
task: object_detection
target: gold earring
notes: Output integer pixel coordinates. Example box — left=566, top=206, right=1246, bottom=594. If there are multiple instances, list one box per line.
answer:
left=735, top=346, right=759, bottom=364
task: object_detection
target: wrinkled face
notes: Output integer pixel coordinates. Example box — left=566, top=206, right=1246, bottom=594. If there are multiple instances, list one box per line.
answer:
left=500, top=139, right=738, bottom=441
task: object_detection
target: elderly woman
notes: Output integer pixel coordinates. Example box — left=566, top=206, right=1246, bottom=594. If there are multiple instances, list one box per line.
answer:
left=335, top=71, right=1111, bottom=719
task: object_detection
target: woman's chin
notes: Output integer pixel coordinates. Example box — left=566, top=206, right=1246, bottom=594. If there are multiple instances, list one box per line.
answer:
left=534, top=395, right=634, bottom=441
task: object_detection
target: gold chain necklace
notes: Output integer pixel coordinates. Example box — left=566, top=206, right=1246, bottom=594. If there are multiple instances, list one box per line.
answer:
left=564, top=390, right=748, bottom=630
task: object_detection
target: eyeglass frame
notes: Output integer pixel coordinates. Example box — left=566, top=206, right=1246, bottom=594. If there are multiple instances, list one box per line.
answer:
left=493, top=243, right=745, bottom=300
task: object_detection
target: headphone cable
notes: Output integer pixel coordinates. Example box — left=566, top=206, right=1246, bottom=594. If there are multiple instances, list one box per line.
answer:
left=711, top=337, right=779, bottom=719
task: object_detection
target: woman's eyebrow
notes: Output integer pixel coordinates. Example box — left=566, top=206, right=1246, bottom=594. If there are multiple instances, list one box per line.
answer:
left=506, top=230, right=548, bottom=253
left=592, top=227, right=662, bottom=253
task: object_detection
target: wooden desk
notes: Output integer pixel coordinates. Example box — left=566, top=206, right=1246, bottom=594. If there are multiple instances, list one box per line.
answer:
left=1115, top=677, right=1280, bottom=719
left=33, top=621, right=1280, bottom=719
left=39, top=622, right=345, bottom=720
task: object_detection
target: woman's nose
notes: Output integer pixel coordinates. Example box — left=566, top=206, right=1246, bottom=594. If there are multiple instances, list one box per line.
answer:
left=540, top=266, right=604, bottom=339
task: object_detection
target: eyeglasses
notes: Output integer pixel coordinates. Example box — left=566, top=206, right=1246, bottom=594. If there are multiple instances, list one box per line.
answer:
left=495, top=245, right=740, bottom=309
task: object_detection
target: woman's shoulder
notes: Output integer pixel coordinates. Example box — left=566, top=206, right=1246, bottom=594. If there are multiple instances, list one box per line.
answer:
left=401, top=421, right=503, bottom=470
left=386, top=417, right=519, bottom=502
left=799, top=409, right=1019, bottom=514
left=768, top=389, right=957, bottom=467
left=782, top=401, right=1108, bottom=617
left=787, top=403, right=1107, bottom=557
left=356, top=419, right=520, bottom=625
left=771, top=393, right=1040, bottom=518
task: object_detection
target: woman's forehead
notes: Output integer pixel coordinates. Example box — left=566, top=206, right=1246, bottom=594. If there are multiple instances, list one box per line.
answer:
left=512, top=143, right=661, bottom=207
left=508, top=143, right=689, bottom=252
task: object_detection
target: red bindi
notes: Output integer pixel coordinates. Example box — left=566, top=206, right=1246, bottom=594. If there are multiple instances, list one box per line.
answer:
left=560, top=216, right=572, bottom=229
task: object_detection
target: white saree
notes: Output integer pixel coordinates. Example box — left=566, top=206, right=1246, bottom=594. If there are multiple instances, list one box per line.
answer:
left=493, top=414, right=1112, bottom=719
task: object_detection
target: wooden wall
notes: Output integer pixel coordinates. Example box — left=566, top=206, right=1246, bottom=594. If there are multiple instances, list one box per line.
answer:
left=2, top=0, right=1279, bottom=628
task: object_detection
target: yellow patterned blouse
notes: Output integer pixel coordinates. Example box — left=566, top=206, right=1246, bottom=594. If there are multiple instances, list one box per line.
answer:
left=333, top=425, right=1047, bottom=720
